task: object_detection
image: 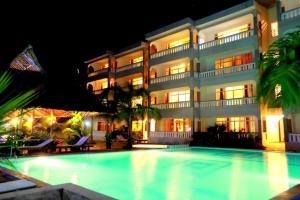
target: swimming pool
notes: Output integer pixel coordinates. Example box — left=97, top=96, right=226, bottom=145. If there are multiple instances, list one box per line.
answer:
left=5, top=147, right=300, bottom=199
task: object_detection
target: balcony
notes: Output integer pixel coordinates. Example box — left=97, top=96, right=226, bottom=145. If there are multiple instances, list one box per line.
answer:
left=116, top=62, right=143, bottom=73
left=198, top=63, right=256, bottom=78
left=149, top=131, right=192, bottom=139
left=151, top=101, right=190, bottom=109
left=150, top=72, right=190, bottom=84
left=150, top=43, right=191, bottom=59
left=281, top=7, right=300, bottom=21
left=198, top=30, right=254, bottom=50
left=198, top=97, right=256, bottom=108
left=88, top=69, right=108, bottom=77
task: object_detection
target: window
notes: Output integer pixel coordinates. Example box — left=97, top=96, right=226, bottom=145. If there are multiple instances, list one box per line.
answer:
left=169, top=90, right=190, bottom=103
left=170, top=63, right=186, bottom=74
left=174, top=118, right=184, bottom=132
left=132, top=120, right=142, bottom=132
left=97, top=122, right=106, bottom=131
left=164, top=118, right=191, bottom=132
left=216, top=84, right=253, bottom=100
left=168, top=37, right=189, bottom=48
left=133, top=57, right=143, bottom=63
left=271, top=22, right=278, bottom=37
left=132, top=77, right=143, bottom=86
left=216, top=116, right=255, bottom=132
left=215, top=53, right=253, bottom=69
left=150, top=119, right=156, bottom=132
left=132, top=96, right=143, bottom=107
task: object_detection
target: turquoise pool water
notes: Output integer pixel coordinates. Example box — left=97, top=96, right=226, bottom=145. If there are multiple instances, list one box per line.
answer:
left=5, top=147, right=300, bottom=199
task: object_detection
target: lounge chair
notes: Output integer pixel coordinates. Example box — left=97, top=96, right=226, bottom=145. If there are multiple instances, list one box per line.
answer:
left=19, top=139, right=54, bottom=154
left=56, top=135, right=92, bottom=152
left=0, top=179, right=36, bottom=194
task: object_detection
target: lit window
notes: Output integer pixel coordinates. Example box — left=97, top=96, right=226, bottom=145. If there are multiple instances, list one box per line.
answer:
left=275, top=84, right=282, bottom=98
left=169, top=90, right=190, bottom=103
left=170, top=63, right=186, bottom=74
left=217, top=24, right=250, bottom=38
left=216, top=85, right=253, bottom=100
left=150, top=119, right=155, bottom=132
left=215, top=53, right=252, bottom=69
left=174, top=118, right=184, bottom=132
left=104, top=63, right=109, bottom=68
left=271, top=22, right=278, bottom=37
left=132, top=96, right=143, bottom=108
left=168, top=37, right=189, bottom=48
left=132, top=120, right=142, bottom=132
left=216, top=116, right=255, bottom=132
left=133, top=57, right=143, bottom=63
left=132, top=77, right=143, bottom=86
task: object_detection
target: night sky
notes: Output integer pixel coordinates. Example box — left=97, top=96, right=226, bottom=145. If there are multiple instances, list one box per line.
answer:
left=0, top=0, right=246, bottom=110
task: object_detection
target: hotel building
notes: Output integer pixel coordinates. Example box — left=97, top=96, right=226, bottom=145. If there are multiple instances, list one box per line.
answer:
left=85, top=0, right=300, bottom=150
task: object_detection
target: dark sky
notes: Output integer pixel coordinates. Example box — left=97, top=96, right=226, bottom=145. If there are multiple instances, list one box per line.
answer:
left=0, top=0, right=246, bottom=109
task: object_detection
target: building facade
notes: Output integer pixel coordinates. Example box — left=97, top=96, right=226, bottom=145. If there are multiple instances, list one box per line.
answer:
left=85, top=0, right=300, bottom=149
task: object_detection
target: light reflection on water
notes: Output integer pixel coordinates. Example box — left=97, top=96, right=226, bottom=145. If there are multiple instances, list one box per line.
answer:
left=7, top=148, right=300, bottom=200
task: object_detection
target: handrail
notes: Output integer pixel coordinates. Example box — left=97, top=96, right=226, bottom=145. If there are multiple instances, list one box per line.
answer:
left=199, top=62, right=256, bottom=78
left=116, top=62, right=143, bottom=73
left=151, top=101, right=191, bottom=109
left=198, top=29, right=254, bottom=50
left=199, top=97, right=256, bottom=108
left=149, top=131, right=192, bottom=138
left=288, top=133, right=300, bottom=143
left=150, top=43, right=190, bottom=59
left=150, top=72, right=190, bottom=84
left=281, top=7, right=300, bottom=21
left=88, top=68, right=108, bottom=77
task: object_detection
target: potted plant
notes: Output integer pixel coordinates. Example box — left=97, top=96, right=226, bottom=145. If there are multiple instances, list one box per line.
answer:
left=105, top=132, right=112, bottom=149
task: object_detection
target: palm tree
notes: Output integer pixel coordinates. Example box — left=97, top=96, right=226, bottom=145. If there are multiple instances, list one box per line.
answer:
left=0, top=71, right=39, bottom=170
left=99, top=84, right=160, bottom=147
left=257, top=27, right=300, bottom=109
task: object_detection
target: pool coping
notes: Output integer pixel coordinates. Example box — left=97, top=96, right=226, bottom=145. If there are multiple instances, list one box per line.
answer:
left=0, top=166, right=49, bottom=188
left=272, top=184, right=300, bottom=200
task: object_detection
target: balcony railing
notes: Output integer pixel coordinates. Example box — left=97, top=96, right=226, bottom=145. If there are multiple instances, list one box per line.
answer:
left=288, top=133, right=300, bottom=143
left=149, top=131, right=192, bottom=139
left=150, top=43, right=190, bottom=59
left=199, top=62, right=256, bottom=78
left=116, top=62, right=143, bottom=73
left=88, top=69, right=108, bottom=77
left=151, top=101, right=190, bottom=109
left=199, top=97, right=256, bottom=108
left=282, top=7, right=300, bottom=21
left=150, top=72, right=190, bottom=84
left=198, top=30, right=254, bottom=50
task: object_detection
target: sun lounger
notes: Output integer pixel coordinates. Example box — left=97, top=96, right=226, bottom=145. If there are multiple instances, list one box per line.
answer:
left=0, top=179, right=36, bottom=194
left=19, top=139, right=54, bottom=153
left=56, top=135, right=92, bottom=152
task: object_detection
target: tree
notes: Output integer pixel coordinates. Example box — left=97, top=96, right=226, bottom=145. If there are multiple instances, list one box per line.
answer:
left=0, top=71, right=39, bottom=170
left=257, top=27, right=300, bottom=109
left=99, top=84, right=160, bottom=147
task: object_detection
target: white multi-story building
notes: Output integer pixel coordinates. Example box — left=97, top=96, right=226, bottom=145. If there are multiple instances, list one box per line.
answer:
left=85, top=0, right=300, bottom=150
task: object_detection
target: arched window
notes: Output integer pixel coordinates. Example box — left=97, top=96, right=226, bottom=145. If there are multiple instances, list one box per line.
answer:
left=87, top=84, right=94, bottom=93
